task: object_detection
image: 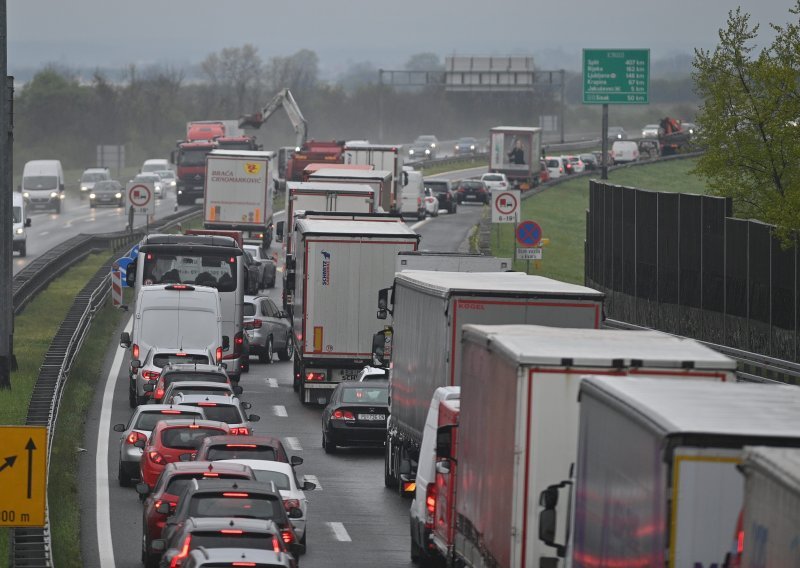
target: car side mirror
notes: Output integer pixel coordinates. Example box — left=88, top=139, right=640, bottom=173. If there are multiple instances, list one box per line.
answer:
left=150, top=539, right=166, bottom=552
left=241, top=401, right=252, bottom=410
left=125, top=260, right=137, bottom=287
left=372, top=330, right=392, bottom=367
left=135, top=482, right=150, bottom=496
left=222, top=336, right=230, bottom=350
left=233, top=385, right=243, bottom=395
left=143, top=383, right=155, bottom=392
left=155, top=502, right=171, bottom=515
left=130, top=359, right=141, bottom=371
left=288, top=507, right=303, bottom=519
left=120, top=332, right=131, bottom=348
left=302, top=481, right=316, bottom=491
left=248, top=414, right=261, bottom=422
left=290, top=455, right=304, bottom=467
left=276, top=221, right=284, bottom=241
left=538, top=481, right=571, bottom=558
left=133, top=439, right=146, bottom=449
left=278, top=311, right=288, bottom=319
left=112, top=423, right=126, bottom=432
left=25, top=218, right=31, bottom=227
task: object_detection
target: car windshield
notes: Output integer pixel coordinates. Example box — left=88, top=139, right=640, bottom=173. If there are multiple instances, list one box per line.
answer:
left=188, top=494, right=280, bottom=519
left=94, top=181, right=118, bottom=191
left=156, top=170, right=174, bottom=179
left=168, top=387, right=230, bottom=399
left=417, top=136, right=436, bottom=143
left=178, top=148, right=211, bottom=167
left=483, top=175, right=503, bottom=181
left=243, top=303, right=256, bottom=317
left=341, top=386, right=389, bottom=404
left=580, top=154, right=595, bottom=161
left=251, top=470, right=291, bottom=491
left=194, top=405, right=242, bottom=424
left=12, top=206, right=21, bottom=223
left=184, top=532, right=272, bottom=551
left=164, top=373, right=226, bottom=388
left=134, top=411, right=201, bottom=432
left=142, top=163, right=166, bottom=172
left=135, top=175, right=159, bottom=183
left=458, top=138, right=476, bottom=144
left=161, top=427, right=225, bottom=449
left=207, top=446, right=277, bottom=461
left=164, top=473, right=248, bottom=497
left=23, top=176, right=58, bottom=190
left=152, top=353, right=210, bottom=368
left=142, top=252, right=238, bottom=292
left=546, top=159, right=559, bottom=167
left=461, top=181, right=483, bottom=189
left=81, top=172, right=107, bottom=182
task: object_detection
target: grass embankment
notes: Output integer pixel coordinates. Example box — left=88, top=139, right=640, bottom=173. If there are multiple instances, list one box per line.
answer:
left=490, top=158, right=708, bottom=284
left=419, top=157, right=485, bottom=176
left=0, top=252, right=119, bottom=563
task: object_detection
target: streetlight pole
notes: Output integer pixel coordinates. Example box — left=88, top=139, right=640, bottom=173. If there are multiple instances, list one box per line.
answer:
left=0, top=0, right=12, bottom=389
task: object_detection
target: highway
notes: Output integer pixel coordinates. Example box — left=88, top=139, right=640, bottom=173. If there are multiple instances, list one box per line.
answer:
left=78, top=170, right=485, bottom=568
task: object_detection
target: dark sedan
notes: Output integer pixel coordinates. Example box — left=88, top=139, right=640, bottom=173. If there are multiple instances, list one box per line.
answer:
left=89, top=180, right=124, bottom=208
left=322, top=381, right=389, bottom=453
left=454, top=180, right=489, bottom=204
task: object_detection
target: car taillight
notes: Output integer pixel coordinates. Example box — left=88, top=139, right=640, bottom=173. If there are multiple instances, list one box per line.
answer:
left=169, top=534, right=191, bottom=568
left=154, top=388, right=164, bottom=400
left=216, top=347, right=223, bottom=363
left=132, top=344, right=139, bottom=359
left=499, top=182, right=506, bottom=187
left=126, top=431, right=146, bottom=445
left=154, top=499, right=177, bottom=512
left=198, top=402, right=217, bottom=407
left=281, top=529, right=295, bottom=544
left=272, top=535, right=282, bottom=553
left=233, top=563, right=256, bottom=567
left=244, top=318, right=262, bottom=330
left=283, top=499, right=301, bottom=511
left=306, top=372, right=325, bottom=382
left=220, top=529, right=244, bottom=534
left=233, top=331, right=244, bottom=355
left=417, top=197, right=421, bottom=207
left=229, top=427, right=250, bottom=435
left=149, top=451, right=165, bottom=464
left=332, top=409, right=355, bottom=421
left=425, top=483, right=437, bottom=529
left=223, top=492, right=250, bottom=497
left=142, top=370, right=160, bottom=381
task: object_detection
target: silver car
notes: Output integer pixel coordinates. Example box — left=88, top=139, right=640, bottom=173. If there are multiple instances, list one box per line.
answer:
left=112, top=404, right=205, bottom=486
left=244, top=295, right=293, bottom=364
left=161, top=380, right=241, bottom=404
left=131, top=347, right=213, bottom=407
left=170, top=393, right=261, bottom=436
left=132, top=172, right=164, bottom=199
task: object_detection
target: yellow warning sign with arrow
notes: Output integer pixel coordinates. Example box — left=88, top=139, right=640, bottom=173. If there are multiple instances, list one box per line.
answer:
left=0, top=426, right=47, bottom=526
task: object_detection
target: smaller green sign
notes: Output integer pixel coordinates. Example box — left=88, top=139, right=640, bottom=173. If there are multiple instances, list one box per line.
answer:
left=583, top=49, right=650, bottom=105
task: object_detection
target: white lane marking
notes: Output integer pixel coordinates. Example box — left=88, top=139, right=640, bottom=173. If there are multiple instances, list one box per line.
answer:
left=96, top=317, right=132, bottom=568
left=284, top=437, right=302, bottom=451
left=327, top=522, right=351, bottom=542
left=267, top=378, right=279, bottom=388
left=272, top=405, right=288, bottom=417
left=40, top=231, right=49, bottom=236
left=410, top=218, right=432, bottom=231
left=304, top=474, right=322, bottom=490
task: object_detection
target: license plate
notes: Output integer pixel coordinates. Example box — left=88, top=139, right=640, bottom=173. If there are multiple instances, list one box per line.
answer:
left=466, top=195, right=476, bottom=200
left=342, top=370, right=358, bottom=381
left=358, top=414, right=386, bottom=421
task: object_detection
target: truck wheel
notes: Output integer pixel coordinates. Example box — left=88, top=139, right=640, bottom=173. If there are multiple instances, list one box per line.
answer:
left=259, top=337, right=273, bottom=364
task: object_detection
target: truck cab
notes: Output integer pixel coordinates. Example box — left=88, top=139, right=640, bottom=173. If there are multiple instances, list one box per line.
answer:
left=173, top=140, right=217, bottom=205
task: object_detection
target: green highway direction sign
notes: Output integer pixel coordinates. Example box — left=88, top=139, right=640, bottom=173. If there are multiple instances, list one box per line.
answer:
left=583, top=49, right=649, bottom=104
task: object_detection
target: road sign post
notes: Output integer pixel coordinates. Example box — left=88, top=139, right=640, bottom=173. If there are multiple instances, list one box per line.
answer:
left=491, top=190, right=520, bottom=224
left=126, top=182, right=155, bottom=233
left=0, top=426, right=47, bottom=527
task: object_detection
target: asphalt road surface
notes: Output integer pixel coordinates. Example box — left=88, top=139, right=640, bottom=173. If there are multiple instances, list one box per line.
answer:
left=79, top=193, right=486, bottom=567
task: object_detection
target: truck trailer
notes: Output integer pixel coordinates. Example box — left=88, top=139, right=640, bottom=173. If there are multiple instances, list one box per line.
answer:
left=290, top=217, right=419, bottom=404
left=489, top=126, right=543, bottom=189
left=396, top=251, right=511, bottom=273
left=433, top=325, right=736, bottom=568
left=553, top=378, right=800, bottom=568
left=342, top=143, right=405, bottom=211
left=380, top=271, right=605, bottom=494
left=308, top=168, right=394, bottom=214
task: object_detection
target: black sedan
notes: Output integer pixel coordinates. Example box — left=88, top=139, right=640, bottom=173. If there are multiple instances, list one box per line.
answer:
left=89, top=180, right=124, bottom=208
left=454, top=180, right=489, bottom=204
left=322, top=381, right=389, bottom=453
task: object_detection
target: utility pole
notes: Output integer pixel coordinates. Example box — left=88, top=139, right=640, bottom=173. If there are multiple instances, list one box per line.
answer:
left=559, top=69, right=565, bottom=144
left=377, top=70, right=384, bottom=144
left=0, top=0, right=11, bottom=389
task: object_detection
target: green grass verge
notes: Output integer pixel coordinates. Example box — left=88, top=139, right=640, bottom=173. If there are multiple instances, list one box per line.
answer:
left=0, top=252, right=113, bottom=563
left=490, top=158, right=708, bottom=284
left=418, top=157, right=486, bottom=176
left=48, top=299, right=122, bottom=566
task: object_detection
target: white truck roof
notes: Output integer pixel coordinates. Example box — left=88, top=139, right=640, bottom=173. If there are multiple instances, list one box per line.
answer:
left=310, top=169, right=392, bottom=180
left=395, top=270, right=603, bottom=299
left=295, top=218, right=418, bottom=238
left=582, top=377, right=800, bottom=437
left=463, top=324, right=736, bottom=370
left=491, top=126, right=542, bottom=133
left=286, top=181, right=374, bottom=194
left=209, top=149, right=274, bottom=158
left=742, top=446, right=800, bottom=492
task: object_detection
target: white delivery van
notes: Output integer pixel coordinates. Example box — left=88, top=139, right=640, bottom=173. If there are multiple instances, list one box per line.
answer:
left=400, top=170, right=425, bottom=220
left=12, top=192, right=31, bottom=257
left=21, top=160, right=65, bottom=213
left=611, top=140, right=640, bottom=163
left=141, top=158, right=170, bottom=173
left=119, top=284, right=224, bottom=407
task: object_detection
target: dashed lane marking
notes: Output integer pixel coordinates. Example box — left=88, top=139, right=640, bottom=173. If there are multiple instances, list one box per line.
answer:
left=284, top=437, right=302, bottom=451
left=267, top=378, right=279, bottom=388
left=304, top=474, right=321, bottom=490
left=272, top=405, right=288, bottom=417
left=328, top=522, right=351, bottom=542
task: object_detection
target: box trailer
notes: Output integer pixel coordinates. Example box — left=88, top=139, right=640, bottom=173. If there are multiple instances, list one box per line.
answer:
left=439, top=325, right=737, bottom=568
left=489, top=126, right=543, bottom=189
left=308, top=168, right=394, bottom=214
left=290, top=217, right=419, bottom=404
left=380, top=271, right=604, bottom=493
left=342, top=143, right=405, bottom=211
left=203, top=149, right=275, bottom=248
left=396, top=252, right=511, bottom=273
left=554, top=378, right=800, bottom=568
left=739, top=446, right=800, bottom=567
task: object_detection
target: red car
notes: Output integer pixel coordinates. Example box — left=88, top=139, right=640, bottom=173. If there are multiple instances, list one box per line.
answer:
left=136, top=460, right=256, bottom=568
left=138, top=419, right=230, bottom=490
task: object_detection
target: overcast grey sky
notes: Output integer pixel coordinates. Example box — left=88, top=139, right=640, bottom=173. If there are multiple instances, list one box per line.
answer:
left=7, top=0, right=795, bottom=75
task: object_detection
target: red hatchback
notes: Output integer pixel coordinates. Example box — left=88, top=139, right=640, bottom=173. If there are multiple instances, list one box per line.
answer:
left=137, top=461, right=256, bottom=568
left=139, top=419, right=230, bottom=490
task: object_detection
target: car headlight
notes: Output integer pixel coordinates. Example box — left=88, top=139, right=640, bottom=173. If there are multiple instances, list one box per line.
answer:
left=431, top=143, right=436, bottom=148
left=409, top=149, right=415, bottom=155
left=617, top=134, right=622, bottom=139
left=59, top=193, right=65, bottom=199
left=170, top=181, right=176, bottom=187
left=178, top=190, right=183, bottom=195
left=22, top=192, right=29, bottom=198
left=15, top=227, right=23, bottom=234
left=455, top=145, right=460, bottom=150
left=50, top=191, right=58, bottom=198
left=425, top=149, right=430, bottom=155
left=89, top=193, right=96, bottom=199
left=80, top=185, right=88, bottom=191
left=470, top=145, right=475, bottom=150
left=115, top=192, right=122, bottom=198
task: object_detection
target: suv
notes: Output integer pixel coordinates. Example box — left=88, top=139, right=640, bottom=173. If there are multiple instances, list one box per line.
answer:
left=408, top=135, right=439, bottom=159
left=454, top=180, right=489, bottom=204
left=149, top=362, right=231, bottom=404
left=130, top=347, right=214, bottom=407
left=244, top=295, right=293, bottom=364
left=424, top=179, right=457, bottom=214
left=170, top=393, right=260, bottom=436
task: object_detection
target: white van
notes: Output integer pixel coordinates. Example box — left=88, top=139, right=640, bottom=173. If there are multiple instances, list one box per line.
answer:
left=21, top=160, right=65, bottom=213
left=611, top=140, right=640, bottom=164
left=12, top=192, right=31, bottom=257
left=400, top=170, right=425, bottom=220
left=119, top=284, right=224, bottom=407
left=78, top=167, right=110, bottom=196
left=141, top=158, right=170, bottom=173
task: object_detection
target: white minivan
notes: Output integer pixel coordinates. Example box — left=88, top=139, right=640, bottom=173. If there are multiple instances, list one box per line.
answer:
left=21, top=160, right=65, bottom=213
left=12, top=192, right=31, bottom=257
left=141, top=158, right=170, bottom=173
left=400, top=170, right=425, bottom=220
left=612, top=140, right=640, bottom=164
left=119, top=283, right=225, bottom=407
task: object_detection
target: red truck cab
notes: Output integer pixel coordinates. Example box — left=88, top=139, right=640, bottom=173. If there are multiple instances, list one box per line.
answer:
left=217, top=136, right=261, bottom=152
left=286, top=140, right=345, bottom=184
left=431, top=398, right=460, bottom=560
left=187, top=122, right=225, bottom=141
left=173, top=140, right=217, bottom=205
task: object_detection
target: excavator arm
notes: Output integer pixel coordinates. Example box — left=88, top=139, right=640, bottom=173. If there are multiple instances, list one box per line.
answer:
left=239, top=88, right=308, bottom=148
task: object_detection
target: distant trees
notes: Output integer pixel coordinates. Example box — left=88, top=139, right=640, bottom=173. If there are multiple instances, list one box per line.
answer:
left=693, top=3, right=800, bottom=239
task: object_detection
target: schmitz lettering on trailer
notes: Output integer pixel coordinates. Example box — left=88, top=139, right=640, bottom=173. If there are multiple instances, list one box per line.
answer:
left=458, top=301, right=485, bottom=310
left=321, top=251, right=332, bottom=286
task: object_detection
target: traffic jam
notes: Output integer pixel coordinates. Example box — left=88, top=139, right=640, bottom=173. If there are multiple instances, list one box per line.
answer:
left=108, top=128, right=800, bottom=568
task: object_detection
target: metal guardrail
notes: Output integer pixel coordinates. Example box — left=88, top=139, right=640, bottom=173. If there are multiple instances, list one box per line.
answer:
left=10, top=206, right=202, bottom=567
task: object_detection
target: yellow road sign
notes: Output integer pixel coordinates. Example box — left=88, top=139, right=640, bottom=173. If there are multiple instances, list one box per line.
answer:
left=0, top=426, right=47, bottom=527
